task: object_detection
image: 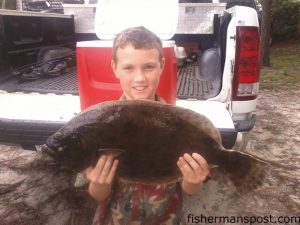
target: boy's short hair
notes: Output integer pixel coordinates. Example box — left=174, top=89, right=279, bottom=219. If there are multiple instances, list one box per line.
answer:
left=112, top=26, right=163, bottom=64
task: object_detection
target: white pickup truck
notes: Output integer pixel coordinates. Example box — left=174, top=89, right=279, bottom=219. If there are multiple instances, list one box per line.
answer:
left=0, top=0, right=260, bottom=151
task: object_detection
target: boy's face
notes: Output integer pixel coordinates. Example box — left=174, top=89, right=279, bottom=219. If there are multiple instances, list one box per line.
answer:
left=112, top=45, right=165, bottom=101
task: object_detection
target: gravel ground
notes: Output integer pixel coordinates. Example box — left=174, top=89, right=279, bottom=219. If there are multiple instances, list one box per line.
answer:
left=183, top=89, right=300, bottom=224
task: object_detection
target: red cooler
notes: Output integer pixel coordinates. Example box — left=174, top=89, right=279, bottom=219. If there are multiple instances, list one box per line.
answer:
left=76, top=0, right=179, bottom=110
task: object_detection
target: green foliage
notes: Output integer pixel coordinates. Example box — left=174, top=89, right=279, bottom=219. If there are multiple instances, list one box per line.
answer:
left=260, top=40, right=300, bottom=91
left=271, top=0, right=300, bottom=41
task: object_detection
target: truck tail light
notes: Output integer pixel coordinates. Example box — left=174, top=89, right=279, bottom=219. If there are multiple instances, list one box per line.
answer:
left=232, top=26, right=260, bottom=101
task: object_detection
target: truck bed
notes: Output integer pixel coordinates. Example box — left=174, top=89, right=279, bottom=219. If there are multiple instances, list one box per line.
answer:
left=0, top=67, right=78, bottom=95
left=0, top=62, right=221, bottom=100
left=177, top=60, right=221, bottom=100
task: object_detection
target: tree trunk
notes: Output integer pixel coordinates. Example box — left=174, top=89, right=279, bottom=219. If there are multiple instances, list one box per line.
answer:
left=260, top=0, right=272, bottom=67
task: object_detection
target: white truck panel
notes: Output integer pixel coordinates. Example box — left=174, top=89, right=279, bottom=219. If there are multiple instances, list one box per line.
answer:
left=0, top=93, right=80, bottom=122
left=176, top=100, right=235, bottom=129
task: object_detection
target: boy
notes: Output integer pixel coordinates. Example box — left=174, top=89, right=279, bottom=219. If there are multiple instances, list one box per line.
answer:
left=84, top=26, right=210, bottom=225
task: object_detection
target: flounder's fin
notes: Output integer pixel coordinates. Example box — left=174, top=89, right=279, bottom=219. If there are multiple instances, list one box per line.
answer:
left=209, top=164, right=219, bottom=169
left=97, top=148, right=125, bottom=157
left=220, top=149, right=270, bottom=194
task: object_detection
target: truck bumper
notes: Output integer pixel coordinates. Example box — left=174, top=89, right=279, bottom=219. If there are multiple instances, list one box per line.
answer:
left=234, top=114, right=256, bottom=132
left=232, top=114, right=257, bottom=151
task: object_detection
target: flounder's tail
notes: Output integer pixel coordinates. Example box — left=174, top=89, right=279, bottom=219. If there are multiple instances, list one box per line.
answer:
left=219, top=149, right=269, bottom=193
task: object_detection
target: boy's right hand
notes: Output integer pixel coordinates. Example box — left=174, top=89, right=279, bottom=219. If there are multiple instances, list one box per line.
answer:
left=84, top=154, right=119, bottom=185
left=83, top=154, right=119, bottom=202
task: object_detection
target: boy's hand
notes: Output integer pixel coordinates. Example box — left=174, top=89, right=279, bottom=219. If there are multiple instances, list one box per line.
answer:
left=84, top=154, right=119, bottom=185
left=177, top=153, right=210, bottom=195
left=83, top=154, right=118, bottom=202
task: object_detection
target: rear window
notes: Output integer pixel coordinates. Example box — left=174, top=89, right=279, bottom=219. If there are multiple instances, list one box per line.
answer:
left=219, top=0, right=256, bottom=9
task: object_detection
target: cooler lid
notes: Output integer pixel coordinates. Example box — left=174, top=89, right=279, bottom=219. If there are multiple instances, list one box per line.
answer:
left=95, top=0, right=178, bottom=40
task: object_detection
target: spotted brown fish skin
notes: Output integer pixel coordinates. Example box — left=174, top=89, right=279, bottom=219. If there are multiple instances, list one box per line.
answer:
left=42, top=100, right=267, bottom=191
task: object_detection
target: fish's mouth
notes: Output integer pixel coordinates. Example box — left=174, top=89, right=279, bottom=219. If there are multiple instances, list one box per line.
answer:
left=40, top=144, right=65, bottom=158
left=40, top=144, right=59, bottom=160
left=40, top=144, right=54, bottom=154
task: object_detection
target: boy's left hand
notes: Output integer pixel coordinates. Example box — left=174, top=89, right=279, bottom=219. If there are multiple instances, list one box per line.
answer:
left=177, top=153, right=210, bottom=195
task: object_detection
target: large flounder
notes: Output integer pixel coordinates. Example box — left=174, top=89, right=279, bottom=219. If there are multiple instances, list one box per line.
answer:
left=42, top=100, right=267, bottom=192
